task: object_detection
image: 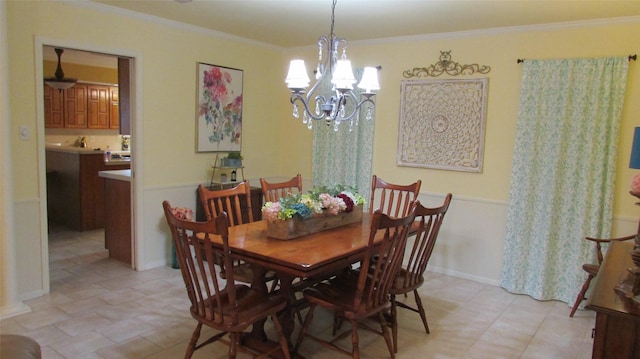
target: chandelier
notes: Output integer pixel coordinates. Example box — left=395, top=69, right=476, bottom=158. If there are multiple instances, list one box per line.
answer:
left=44, top=48, right=77, bottom=92
left=285, top=0, right=380, bottom=131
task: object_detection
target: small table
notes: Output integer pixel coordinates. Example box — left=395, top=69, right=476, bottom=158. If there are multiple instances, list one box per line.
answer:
left=207, top=215, right=376, bottom=344
left=585, top=240, right=640, bottom=358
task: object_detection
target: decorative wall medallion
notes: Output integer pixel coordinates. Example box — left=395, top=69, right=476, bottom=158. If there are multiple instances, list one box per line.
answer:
left=403, top=51, right=491, bottom=78
left=397, top=78, right=489, bottom=172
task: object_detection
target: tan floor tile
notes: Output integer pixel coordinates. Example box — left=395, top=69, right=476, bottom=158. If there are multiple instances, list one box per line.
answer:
left=96, top=317, right=155, bottom=343
left=54, top=312, right=112, bottom=336
left=13, top=307, right=71, bottom=331
left=95, top=336, right=164, bottom=358
left=48, top=330, right=115, bottom=358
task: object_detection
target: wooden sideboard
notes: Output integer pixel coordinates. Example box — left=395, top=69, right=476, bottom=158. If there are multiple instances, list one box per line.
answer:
left=585, top=240, right=640, bottom=358
left=195, top=185, right=263, bottom=223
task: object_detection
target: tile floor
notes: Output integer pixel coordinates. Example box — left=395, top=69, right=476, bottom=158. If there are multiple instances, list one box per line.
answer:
left=1, top=226, right=596, bottom=358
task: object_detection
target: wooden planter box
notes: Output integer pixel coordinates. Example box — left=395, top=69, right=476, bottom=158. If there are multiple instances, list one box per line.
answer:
left=266, top=205, right=363, bottom=240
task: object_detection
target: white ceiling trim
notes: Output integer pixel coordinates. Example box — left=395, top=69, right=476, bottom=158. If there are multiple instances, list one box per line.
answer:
left=75, top=0, right=280, bottom=51
left=76, top=1, right=640, bottom=51
left=346, top=15, right=640, bottom=48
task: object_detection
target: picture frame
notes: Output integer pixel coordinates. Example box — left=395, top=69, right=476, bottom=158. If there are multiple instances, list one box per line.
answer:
left=196, top=63, right=243, bottom=152
left=397, top=78, right=488, bottom=172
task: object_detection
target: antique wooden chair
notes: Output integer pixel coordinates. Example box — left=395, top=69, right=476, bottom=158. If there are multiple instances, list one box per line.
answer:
left=389, top=194, right=452, bottom=352
left=369, top=175, right=421, bottom=218
left=197, top=181, right=254, bottom=226
left=197, top=182, right=276, bottom=286
left=162, top=201, right=291, bottom=359
left=294, top=205, right=418, bottom=359
left=569, top=233, right=636, bottom=317
left=260, top=174, right=303, bottom=202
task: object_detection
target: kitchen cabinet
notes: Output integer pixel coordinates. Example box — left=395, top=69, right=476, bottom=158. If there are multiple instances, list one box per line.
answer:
left=109, top=87, right=119, bottom=129
left=46, top=149, right=130, bottom=231
left=64, top=83, right=88, bottom=128
left=44, top=82, right=119, bottom=129
left=87, top=84, right=110, bottom=129
left=44, top=85, right=64, bottom=128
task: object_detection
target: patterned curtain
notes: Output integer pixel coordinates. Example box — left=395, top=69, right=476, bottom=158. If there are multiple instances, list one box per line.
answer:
left=312, top=69, right=375, bottom=200
left=500, top=57, right=629, bottom=304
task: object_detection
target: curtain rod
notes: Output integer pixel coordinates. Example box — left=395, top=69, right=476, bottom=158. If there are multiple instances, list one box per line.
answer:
left=517, top=54, right=636, bottom=64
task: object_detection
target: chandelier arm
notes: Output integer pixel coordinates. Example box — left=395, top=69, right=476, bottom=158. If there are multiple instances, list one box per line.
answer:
left=290, top=93, right=329, bottom=121
left=331, top=91, right=376, bottom=123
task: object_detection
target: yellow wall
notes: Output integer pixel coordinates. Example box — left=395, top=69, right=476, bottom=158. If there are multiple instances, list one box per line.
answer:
left=284, top=21, right=640, bottom=218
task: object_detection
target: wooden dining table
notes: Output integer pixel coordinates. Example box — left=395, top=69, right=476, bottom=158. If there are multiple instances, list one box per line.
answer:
left=206, top=213, right=377, bottom=346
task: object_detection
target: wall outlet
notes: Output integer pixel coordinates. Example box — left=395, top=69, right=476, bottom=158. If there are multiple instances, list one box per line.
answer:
left=89, top=136, right=95, bottom=142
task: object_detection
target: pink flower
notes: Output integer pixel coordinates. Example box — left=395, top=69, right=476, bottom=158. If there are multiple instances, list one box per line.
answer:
left=262, top=202, right=281, bottom=222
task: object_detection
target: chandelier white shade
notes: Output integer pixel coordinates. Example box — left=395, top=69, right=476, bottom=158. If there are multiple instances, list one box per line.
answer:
left=285, top=60, right=311, bottom=90
left=285, top=0, right=379, bottom=131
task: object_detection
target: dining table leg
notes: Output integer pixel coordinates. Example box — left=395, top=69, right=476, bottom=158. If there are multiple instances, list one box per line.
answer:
left=249, top=264, right=269, bottom=341
left=244, top=265, right=304, bottom=358
left=276, top=273, right=297, bottom=342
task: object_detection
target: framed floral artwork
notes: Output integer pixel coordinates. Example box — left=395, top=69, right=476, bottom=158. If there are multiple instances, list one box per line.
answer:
left=196, top=63, right=243, bottom=152
left=397, top=78, right=488, bottom=172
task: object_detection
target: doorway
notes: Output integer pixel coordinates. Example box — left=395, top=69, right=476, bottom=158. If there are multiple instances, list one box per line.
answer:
left=38, top=41, right=140, bottom=293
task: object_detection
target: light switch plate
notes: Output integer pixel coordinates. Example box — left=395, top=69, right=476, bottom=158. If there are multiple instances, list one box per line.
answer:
left=19, top=125, right=29, bottom=140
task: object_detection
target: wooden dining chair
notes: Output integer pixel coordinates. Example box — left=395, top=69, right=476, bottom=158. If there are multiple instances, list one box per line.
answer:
left=389, top=193, right=452, bottom=352
left=294, top=204, right=418, bottom=359
left=369, top=175, right=421, bottom=218
left=260, top=174, right=303, bottom=202
left=569, top=233, right=636, bottom=317
left=197, top=181, right=254, bottom=226
left=197, top=182, right=276, bottom=286
left=162, top=201, right=291, bottom=359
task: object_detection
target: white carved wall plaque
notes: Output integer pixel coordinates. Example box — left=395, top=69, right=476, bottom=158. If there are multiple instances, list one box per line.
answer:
left=397, top=78, right=488, bottom=172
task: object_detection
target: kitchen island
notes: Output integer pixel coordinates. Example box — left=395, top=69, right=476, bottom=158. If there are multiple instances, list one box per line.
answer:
left=46, top=146, right=130, bottom=231
left=98, top=169, right=132, bottom=265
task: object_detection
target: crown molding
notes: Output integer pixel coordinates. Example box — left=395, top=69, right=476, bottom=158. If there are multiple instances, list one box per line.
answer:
left=74, top=0, right=281, bottom=51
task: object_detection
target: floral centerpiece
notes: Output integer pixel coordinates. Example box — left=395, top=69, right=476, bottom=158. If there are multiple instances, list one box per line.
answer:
left=262, top=184, right=366, bottom=240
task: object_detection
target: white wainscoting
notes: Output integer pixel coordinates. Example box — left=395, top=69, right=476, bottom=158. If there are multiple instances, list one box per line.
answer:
left=13, top=199, right=46, bottom=300
left=138, top=185, right=640, bottom=287
left=418, top=192, right=639, bottom=286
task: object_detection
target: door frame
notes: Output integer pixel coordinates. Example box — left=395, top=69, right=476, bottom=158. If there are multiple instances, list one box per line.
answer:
left=35, top=37, right=144, bottom=291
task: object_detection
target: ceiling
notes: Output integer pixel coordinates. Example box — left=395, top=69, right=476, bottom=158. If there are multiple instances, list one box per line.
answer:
left=88, top=0, right=640, bottom=48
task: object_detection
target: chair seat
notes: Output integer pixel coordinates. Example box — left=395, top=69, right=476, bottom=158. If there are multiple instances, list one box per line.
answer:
left=222, top=262, right=277, bottom=284
left=200, top=284, right=287, bottom=331
left=304, top=273, right=387, bottom=317
left=582, top=264, right=599, bottom=276
left=389, top=268, right=424, bottom=294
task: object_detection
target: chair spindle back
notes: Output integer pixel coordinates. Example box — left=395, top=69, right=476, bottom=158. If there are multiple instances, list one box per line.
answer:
left=357, top=205, right=418, bottom=311
left=197, top=181, right=253, bottom=227
left=369, top=175, right=421, bottom=217
left=163, top=201, right=238, bottom=324
left=260, top=175, right=303, bottom=202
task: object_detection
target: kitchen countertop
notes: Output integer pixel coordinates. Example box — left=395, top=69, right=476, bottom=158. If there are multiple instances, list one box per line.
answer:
left=46, top=145, right=131, bottom=165
left=98, top=169, right=132, bottom=182
left=46, top=144, right=104, bottom=154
